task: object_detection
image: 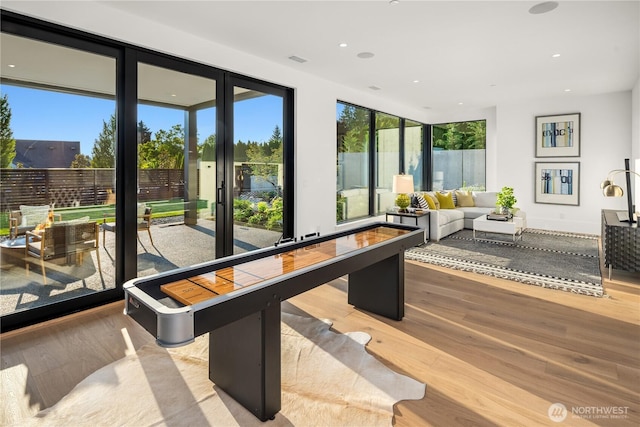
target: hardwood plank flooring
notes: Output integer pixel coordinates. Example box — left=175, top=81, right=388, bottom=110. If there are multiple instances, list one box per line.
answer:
left=1, top=260, right=638, bottom=426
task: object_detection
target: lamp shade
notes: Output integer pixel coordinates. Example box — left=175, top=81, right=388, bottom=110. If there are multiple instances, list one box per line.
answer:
left=392, top=174, right=414, bottom=194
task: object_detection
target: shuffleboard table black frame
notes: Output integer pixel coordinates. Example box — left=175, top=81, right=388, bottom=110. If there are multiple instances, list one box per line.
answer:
left=124, top=222, right=424, bottom=421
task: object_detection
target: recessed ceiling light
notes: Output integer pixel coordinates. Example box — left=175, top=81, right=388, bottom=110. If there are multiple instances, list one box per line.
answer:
left=552, top=53, right=561, bottom=58
left=458, top=102, right=464, bottom=105
left=564, top=89, right=571, bottom=92
left=339, top=43, right=348, bottom=48
left=357, top=52, right=375, bottom=59
left=7, top=64, right=15, bottom=68
left=288, top=55, right=308, bottom=63
left=171, top=94, right=177, bottom=97
left=413, top=80, right=420, bottom=83
left=529, top=1, right=559, bottom=15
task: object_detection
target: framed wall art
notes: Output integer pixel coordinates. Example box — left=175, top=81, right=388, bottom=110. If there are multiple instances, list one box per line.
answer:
left=535, top=113, right=580, bottom=157
left=535, top=162, right=580, bottom=206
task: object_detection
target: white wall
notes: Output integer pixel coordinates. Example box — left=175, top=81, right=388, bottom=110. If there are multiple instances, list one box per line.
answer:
left=495, top=92, right=633, bottom=234
left=3, top=2, right=636, bottom=236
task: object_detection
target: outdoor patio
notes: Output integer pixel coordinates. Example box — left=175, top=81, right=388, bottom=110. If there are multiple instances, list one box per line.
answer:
left=0, top=219, right=281, bottom=316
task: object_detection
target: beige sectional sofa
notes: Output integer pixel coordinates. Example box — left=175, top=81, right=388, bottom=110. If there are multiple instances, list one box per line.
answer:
left=414, top=190, right=502, bottom=242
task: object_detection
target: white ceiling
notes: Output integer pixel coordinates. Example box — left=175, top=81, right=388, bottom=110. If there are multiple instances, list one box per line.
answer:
left=98, top=0, right=639, bottom=112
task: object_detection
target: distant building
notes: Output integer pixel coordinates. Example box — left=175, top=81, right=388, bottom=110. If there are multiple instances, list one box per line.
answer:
left=13, top=140, right=80, bottom=168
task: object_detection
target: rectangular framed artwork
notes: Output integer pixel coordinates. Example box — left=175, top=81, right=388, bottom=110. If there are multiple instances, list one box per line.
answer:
left=535, top=162, right=580, bottom=206
left=535, top=113, right=580, bottom=157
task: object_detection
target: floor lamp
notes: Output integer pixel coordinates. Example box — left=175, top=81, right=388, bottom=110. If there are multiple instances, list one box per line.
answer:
left=600, top=158, right=640, bottom=223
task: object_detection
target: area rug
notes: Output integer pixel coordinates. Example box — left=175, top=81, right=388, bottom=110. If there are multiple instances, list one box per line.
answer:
left=406, top=228, right=603, bottom=297
left=24, top=312, right=425, bottom=427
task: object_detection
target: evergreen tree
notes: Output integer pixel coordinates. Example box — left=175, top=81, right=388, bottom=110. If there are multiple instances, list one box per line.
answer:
left=138, top=120, right=152, bottom=144
left=91, top=114, right=116, bottom=168
left=138, top=124, right=185, bottom=169
left=0, top=94, right=16, bottom=168
left=200, top=134, right=216, bottom=161
left=70, top=153, right=92, bottom=168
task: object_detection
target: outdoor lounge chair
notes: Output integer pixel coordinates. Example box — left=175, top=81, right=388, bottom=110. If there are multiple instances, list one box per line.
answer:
left=25, top=221, right=101, bottom=284
left=101, top=204, right=154, bottom=247
left=9, top=205, right=60, bottom=239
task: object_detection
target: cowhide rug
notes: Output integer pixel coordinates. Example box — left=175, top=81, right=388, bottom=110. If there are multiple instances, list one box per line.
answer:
left=25, top=312, right=425, bottom=426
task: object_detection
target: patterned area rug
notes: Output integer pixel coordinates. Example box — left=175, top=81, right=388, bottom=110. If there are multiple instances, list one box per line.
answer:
left=406, top=229, right=603, bottom=297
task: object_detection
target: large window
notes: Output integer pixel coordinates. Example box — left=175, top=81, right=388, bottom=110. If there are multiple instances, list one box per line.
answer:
left=432, top=120, right=486, bottom=191
left=337, top=103, right=371, bottom=222
left=375, top=113, right=400, bottom=214
left=404, top=119, right=424, bottom=191
left=336, top=101, right=426, bottom=223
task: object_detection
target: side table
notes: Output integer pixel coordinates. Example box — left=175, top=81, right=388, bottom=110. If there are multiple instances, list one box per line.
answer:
left=385, top=210, right=430, bottom=241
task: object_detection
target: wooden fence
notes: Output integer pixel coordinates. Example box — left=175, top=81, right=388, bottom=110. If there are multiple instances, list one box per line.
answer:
left=0, top=168, right=185, bottom=211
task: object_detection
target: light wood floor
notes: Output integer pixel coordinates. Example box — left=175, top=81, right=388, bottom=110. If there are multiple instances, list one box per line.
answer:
left=1, top=262, right=638, bottom=426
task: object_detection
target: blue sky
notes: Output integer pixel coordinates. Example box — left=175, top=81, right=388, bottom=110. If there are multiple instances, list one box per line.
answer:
left=2, top=85, right=282, bottom=156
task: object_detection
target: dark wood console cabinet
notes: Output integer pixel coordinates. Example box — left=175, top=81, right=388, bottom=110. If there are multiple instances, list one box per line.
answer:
left=601, top=209, right=639, bottom=278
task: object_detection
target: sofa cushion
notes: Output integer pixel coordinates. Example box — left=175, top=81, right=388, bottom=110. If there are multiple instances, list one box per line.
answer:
left=473, top=191, right=498, bottom=208
left=455, top=190, right=475, bottom=207
left=435, top=191, right=456, bottom=209
left=434, top=208, right=464, bottom=226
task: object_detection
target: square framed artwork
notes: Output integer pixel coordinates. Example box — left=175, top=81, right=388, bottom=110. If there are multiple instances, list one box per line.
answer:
left=535, top=162, right=580, bottom=206
left=535, top=113, right=580, bottom=157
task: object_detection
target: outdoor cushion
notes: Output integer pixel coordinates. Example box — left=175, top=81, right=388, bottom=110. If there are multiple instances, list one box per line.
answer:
left=19, top=205, right=50, bottom=227
left=137, top=203, right=147, bottom=223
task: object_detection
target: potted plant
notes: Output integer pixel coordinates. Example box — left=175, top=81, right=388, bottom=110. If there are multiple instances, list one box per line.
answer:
left=496, top=186, right=517, bottom=214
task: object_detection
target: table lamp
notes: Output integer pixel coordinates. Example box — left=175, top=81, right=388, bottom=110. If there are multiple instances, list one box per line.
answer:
left=600, top=158, right=639, bottom=223
left=392, top=174, right=414, bottom=211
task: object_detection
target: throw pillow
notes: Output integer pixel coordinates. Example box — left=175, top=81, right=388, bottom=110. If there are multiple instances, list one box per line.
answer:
left=455, top=190, right=475, bottom=207
left=473, top=191, right=498, bottom=208
left=414, top=194, right=430, bottom=210
left=424, top=192, right=441, bottom=210
left=444, top=190, right=457, bottom=206
left=435, top=191, right=456, bottom=209
left=422, top=193, right=438, bottom=210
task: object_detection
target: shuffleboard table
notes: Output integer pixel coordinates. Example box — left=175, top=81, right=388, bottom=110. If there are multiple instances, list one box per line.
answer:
left=124, top=222, right=424, bottom=421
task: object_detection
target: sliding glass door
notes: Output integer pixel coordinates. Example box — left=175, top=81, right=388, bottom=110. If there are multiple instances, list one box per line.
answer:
left=135, top=61, right=218, bottom=276
left=231, top=85, right=285, bottom=253
left=1, top=12, right=294, bottom=332
left=0, top=28, right=119, bottom=326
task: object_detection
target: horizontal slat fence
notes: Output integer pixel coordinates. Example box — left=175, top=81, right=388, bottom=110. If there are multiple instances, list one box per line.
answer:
left=1, top=168, right=185, bottom=211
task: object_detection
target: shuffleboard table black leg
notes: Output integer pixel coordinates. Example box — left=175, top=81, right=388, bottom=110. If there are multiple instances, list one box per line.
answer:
left=209, top=301, right=281, bottom=421
left=348, top=252, right=404, bottom=320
